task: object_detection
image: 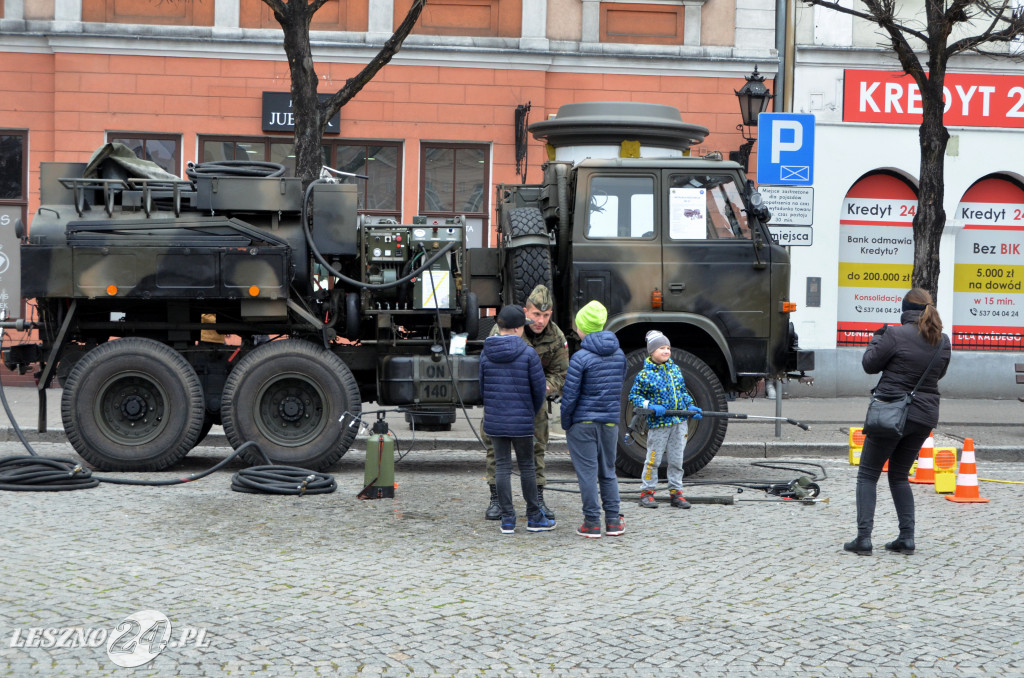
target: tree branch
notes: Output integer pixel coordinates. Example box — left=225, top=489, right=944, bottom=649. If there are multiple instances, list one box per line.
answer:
left=262, top=0, right=286, bottom=17
left=309, top=0, right=332, bottom=14
left=948, top=1, right=1024, bottom=54
left=320, top=0, right=427, bottom=127
left=803, top=0, right=929, bottom=42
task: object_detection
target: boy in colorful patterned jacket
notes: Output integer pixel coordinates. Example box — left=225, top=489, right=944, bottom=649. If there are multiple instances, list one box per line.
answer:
left=627, top=331, right=702, bottom=509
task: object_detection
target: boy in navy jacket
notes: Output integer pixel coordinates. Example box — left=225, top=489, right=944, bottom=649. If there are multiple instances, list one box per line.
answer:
left=560, top=301, right=627, bottom=538
left=479, top=305, right=556, bottom=534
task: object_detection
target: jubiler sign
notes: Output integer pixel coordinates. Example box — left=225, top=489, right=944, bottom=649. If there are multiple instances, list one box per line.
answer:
left=843, top=70, right=1024, bottom=129
left=262, top=92, right=340, bottom=134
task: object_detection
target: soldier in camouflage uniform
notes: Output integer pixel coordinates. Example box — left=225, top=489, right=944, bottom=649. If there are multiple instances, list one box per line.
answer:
left=484, top=284, right=569, bottom=520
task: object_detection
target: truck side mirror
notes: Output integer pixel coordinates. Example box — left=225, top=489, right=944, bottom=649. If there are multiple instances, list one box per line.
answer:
left=746, top=180, right=772, bottom=224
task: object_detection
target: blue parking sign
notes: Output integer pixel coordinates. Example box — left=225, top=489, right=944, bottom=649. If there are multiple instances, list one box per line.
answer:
left=757, top=113, right=815, bottom=186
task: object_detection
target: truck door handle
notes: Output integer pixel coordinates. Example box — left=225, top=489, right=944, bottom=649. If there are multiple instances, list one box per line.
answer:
left=669, top=283, right=685, bottom=294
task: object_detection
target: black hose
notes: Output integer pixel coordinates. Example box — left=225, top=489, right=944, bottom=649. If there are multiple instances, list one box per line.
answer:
left=0, top=456, right=98, bottom=491
left=231, top=465, right=337, bottom=495
left=185, top=160, right=286, bottom=179
left=301, top=179, right=457, bottom=290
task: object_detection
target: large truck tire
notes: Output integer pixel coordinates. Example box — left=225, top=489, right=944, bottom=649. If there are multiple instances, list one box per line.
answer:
left=220, top=339, right=361, bottom=470
left=61, top=338, right=205, bottom=471
left=616, top=348, right=728, bottom=478
left=504, top=207, right=553, bottom=305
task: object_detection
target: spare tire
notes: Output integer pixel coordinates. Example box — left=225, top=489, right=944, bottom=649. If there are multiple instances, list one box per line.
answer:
left=616, top=348, right=728, bottom=477
left=503, top=207, right=553, bottom=306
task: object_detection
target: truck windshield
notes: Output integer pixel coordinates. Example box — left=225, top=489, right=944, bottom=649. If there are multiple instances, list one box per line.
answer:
left=668, top=174, right=751, bottom=240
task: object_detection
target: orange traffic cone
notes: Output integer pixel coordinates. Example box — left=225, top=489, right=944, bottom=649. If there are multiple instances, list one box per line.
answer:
left=909, top=432, right=935, bottom=484
left=946, top=438, right=989, bottom=503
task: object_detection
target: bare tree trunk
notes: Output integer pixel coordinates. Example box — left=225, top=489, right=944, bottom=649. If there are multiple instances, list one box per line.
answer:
left=262, top=0, right=425, bottom=186
left=273, top=2, right=325, bottom=186
left=910, top=18, right=951, bottom=303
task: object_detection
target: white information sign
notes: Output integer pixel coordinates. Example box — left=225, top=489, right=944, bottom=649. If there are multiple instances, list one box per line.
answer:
left=759, top=186, right=814, bottom=226
left=421, top=270, right=450, bottom=309
left=767, top=225, right=813, bottom=246
left=669, top=188, right=706, bottom=239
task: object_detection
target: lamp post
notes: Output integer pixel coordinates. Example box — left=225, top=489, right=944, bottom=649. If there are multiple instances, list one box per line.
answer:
left=729, top=66, right=774, bottom=173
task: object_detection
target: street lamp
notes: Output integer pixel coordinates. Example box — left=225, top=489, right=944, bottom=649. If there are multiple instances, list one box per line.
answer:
left=729, top=66, right=774, bottom=173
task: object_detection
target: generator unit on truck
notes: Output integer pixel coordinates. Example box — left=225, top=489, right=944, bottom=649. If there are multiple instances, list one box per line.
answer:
left=2, top=101, right=812, bottom=475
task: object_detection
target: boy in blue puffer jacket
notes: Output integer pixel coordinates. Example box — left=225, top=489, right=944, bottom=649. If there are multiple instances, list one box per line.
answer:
left=479, top=305, right=555, bottom=535
left=628, top=330, right=702, bottom=509
left=560, top=301, right=627, bottom=539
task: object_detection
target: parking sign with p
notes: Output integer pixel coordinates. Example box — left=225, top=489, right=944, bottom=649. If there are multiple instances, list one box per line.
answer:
left=757, top=113, right=815, bottom=186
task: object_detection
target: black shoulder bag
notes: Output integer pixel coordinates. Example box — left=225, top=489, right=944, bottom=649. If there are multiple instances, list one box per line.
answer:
left=862, top=345, right=943, bottom=437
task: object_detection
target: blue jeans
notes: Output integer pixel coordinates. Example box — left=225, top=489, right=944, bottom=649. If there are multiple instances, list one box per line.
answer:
left=567, top=422, right=621, bottom=522
left=492, top=435, right=541, bottom=520
left=855, top=420, right=931, bottom=539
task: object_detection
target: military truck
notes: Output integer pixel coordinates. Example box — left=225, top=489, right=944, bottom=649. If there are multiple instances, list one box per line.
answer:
left=2, top=101, right=812, bottom=475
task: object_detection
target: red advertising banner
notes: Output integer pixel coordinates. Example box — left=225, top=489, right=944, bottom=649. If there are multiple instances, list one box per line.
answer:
left=844, top=70, right=1024, bottom=129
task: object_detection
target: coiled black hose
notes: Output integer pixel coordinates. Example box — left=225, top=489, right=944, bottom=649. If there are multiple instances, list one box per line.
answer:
left=231, top=465, right=337, bottom=495
left=185, top=160, right=287, bottom=179
left=0, top=456, right=99, bottom=491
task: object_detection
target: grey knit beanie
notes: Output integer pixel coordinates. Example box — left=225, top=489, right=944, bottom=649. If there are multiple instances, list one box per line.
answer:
left=646, top=330, right=670, bottom=354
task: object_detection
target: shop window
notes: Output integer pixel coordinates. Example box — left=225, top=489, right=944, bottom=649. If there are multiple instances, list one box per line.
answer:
left=421, top=144, right=488, bottom=215
left=0, top=130, right=27, bottom=234
left=421, top=143, right=489, bottom=246
left=82, top=0, right=214, bottom=26
left=325, top=142, right=402, bottom=219
left=394, top=0, right=521, bottom=37
left=586, top=176, right=655, bottom=239
left=108, top=133, right=181, bottom=176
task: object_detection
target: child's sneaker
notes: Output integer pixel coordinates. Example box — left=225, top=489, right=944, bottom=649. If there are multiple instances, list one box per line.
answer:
left=605, top=514, right=625, bottom=536
left=527, top=514, right=556, bottom=532
left=639, top=490, right=658, bottom=508
left=576, top=519, right=602, bottom=539
left=500, top=516, right=516, bottom=534
left=670, top=492, right=691, bottom=509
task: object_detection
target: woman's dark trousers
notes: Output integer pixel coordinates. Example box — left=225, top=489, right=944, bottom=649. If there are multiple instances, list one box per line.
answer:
left=856, top=420, right=932, bottom=540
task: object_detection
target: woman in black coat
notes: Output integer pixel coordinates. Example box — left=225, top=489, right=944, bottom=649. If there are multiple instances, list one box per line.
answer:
left=844, top=288, right=951, bottom=556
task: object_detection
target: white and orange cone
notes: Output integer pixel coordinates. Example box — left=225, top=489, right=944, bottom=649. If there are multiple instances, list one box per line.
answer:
left=909, top=432, right=935, bottom=484
left=946, top=438, right=989, bottom=504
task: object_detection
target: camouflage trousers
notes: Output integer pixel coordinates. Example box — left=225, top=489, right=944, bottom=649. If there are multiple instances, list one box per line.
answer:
left=484, top=406, right=548, bottom=486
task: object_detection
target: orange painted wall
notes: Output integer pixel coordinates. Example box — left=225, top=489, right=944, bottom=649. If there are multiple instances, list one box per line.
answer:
left=11, top=51, right=755, bottom=223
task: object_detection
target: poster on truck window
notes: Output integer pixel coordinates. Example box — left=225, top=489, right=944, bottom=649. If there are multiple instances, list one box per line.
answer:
left=952, top=176, right=1024, bottom=351
left=836, top=173, right=917, bottom=346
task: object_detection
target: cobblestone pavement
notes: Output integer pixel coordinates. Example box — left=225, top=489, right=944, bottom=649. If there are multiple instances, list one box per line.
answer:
left=1, top=441, right=1023, bottom=677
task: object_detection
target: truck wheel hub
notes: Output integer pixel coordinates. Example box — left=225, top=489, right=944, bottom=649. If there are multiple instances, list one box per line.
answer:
left=120, top=394, right=148, bottom=420
left=278, top=396, right=305, bottom=422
